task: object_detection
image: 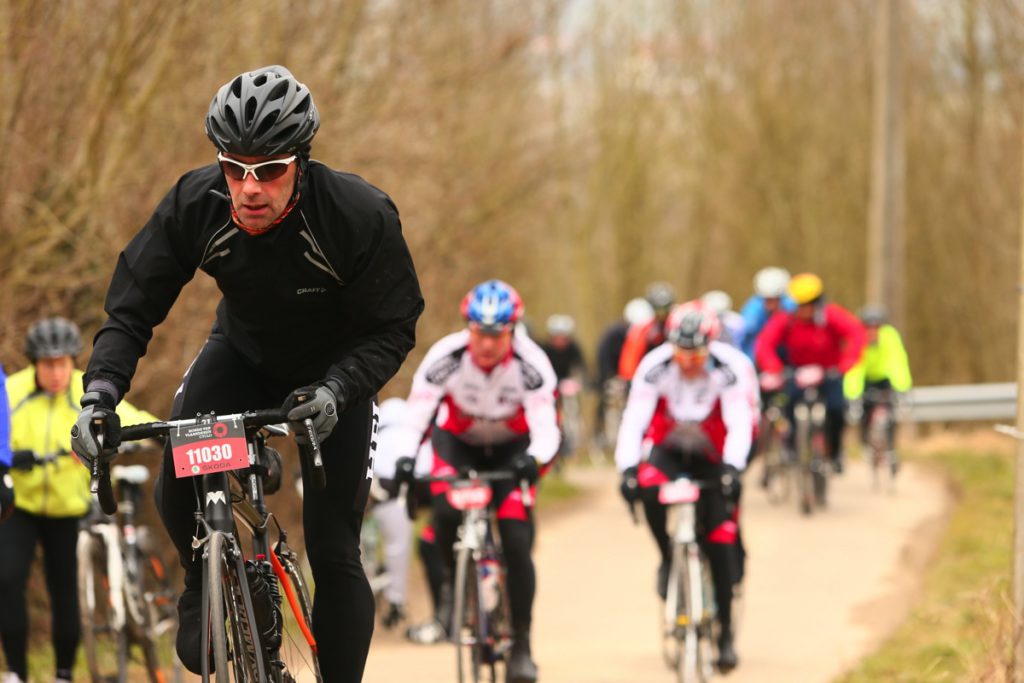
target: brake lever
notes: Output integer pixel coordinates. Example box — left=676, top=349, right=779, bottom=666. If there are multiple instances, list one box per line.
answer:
left=301, top=417, right=326, bottom=492
left=89, top=428, right=118, bottom=515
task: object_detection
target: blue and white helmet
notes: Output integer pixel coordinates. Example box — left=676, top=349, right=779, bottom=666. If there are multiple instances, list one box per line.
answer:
left=460, top=280, right=524, bottom=332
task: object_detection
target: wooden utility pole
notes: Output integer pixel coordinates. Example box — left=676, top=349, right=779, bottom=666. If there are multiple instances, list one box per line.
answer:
left=1013, top=94, right=1024, bottom=683
left=866, top=0, right=905, bottom=328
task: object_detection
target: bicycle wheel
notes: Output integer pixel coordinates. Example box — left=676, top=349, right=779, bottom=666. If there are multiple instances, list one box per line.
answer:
left=206, top=531, right=265, bottom=682
left=137, top=549, right=179, bottom=683
left=674, top=545, right=711, bottom=683
left=453, top=548, right=486, bottom=683
left=78, top=529, right=129, bottom=683
left=661, top=547, right=682, bottom=670
left=274, top=548, right=322, bottom=682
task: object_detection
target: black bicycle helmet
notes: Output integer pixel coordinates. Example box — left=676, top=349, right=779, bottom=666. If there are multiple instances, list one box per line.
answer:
left=205, top=66, right=320, bottom=157
left=25, top=317, right=82, bottom=361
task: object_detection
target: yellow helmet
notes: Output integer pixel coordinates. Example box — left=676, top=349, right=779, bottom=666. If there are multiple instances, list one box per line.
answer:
left=787, top=273, right=823, bottom=305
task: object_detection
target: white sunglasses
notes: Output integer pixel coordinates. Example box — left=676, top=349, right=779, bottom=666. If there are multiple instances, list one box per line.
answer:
left=217, top=152, right=297, bottom=182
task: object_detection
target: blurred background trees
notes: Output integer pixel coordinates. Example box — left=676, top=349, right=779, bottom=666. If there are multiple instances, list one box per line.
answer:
left=1, top=0, right=1021, bottom=414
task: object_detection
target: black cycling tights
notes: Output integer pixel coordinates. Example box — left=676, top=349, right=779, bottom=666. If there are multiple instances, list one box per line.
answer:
left=155, top=335, right=374, bottom=683
left=429, top=429, right=537, bottom=639
left=0, top=510, right=81, bottom=680
left=641, top=489, right=737, bottom=636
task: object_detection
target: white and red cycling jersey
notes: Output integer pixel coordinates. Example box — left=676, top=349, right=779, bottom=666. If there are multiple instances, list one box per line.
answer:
left=391, top=329, right=560, bottom=465
left=614, top=340, right=759, bottom=472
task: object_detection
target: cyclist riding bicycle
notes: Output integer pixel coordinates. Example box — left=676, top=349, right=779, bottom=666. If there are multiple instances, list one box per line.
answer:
left=1, top=318, right=155, bottom=683
left=700, top=289, right=747, bottom=350
left=843, top=305, right=912, bottom=463
left=754, top=273, right=865, bottom=474
left=739, top=266, right=796, bottom=362
left=618, top=281, right=676, bottom=381
left=615, top=300, right=756, bottom=673
left=69, top=66, right=424, bottom=682
left=540, top=314, right=588, bottom=459
left=594, top=298, right=654, bottom=448
left=539, top=314, right=588, bottom=385
left=391, top=280, right=559, bottom=683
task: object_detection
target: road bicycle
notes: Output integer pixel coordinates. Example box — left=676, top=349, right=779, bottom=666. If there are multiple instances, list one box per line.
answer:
left=791, top=365, right=830, bottom=516
left=557, top=378, right=585, bottom=463
left=656, top=476, right=718, bottom=683
left=599, top=377, right=628, bottom=460
left=77, top=458, right=180, bottom=683
left=422, top=470, right=527, bottom=683
left=755, top=374, right=792, bottom=504
left=863, top=386, right=899, bottom=490
left=10, top=449, right=180, bottom=683
left=91, top=409, right=324, bottom=683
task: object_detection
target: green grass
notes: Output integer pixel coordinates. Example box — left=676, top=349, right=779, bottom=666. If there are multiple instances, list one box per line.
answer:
left=836, top=448, right=1014, bottom=682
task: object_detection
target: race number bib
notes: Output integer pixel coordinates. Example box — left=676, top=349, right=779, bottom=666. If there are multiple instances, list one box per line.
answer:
left=170, top=416, right=248, bottom=478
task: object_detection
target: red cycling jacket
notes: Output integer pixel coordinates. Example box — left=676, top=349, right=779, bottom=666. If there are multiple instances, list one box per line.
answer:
left=754, top=303, right=866, bottom=374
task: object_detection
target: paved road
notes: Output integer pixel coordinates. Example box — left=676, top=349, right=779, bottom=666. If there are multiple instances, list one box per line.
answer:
left=363, top=460, right=949, bottom=682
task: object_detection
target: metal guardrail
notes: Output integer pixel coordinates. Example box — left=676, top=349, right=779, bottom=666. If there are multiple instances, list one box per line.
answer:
left=902, top=382, right=1016, bottom=422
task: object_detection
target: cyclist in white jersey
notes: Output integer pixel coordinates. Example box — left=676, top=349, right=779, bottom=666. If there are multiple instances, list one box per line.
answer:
left=392, top=280, right=558, bottom=683
left=616, top=300, right=758, bottom=674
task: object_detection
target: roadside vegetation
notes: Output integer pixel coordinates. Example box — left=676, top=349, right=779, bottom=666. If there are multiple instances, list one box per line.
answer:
left=837, top=435, right=1014, bottom=682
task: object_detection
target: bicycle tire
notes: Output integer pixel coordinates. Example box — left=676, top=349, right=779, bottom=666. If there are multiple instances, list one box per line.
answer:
left=274, top=548, right=323, bottom=682
left=662, top=543, right=683, bottom=670
left=206, top=531, right=265, bottom=682
left=453, top=548, right=485, bottom=683
left=78, top=530, right=128, bottom=683
left=139, top=550, right=178, bottom=683
left=673, top=544, right=712, bottom=683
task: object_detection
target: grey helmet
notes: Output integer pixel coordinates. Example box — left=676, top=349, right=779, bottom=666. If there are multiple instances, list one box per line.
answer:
left=25, top=317, right=82, bottom=361
left=859, top=305, right=888, bottom=327
left=205, top=66, right=320, bottom=157
left=645, top=281, right=676, bottom=315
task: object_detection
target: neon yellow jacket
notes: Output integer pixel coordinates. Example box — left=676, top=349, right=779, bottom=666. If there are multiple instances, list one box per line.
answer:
left=843, top=325, right=913, bottom=400
left=7, top=366, right=157, bottom=518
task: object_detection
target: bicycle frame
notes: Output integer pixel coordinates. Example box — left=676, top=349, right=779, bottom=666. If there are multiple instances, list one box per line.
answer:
left=111, top=410, right=325, bottom=683
left=792, top=370, right=829, bottom=515
left=660, top=476, right=715, bottom=683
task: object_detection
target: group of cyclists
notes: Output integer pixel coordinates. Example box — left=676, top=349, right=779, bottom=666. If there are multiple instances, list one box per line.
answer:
left=0, top=65, right=914, bottom=683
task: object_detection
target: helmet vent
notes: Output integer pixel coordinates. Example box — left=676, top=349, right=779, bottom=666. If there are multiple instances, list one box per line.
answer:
left=229, top=77, right=243, bottom=98
left=268, top=80, right=290, bottom=101
left=244, top=97, right=258, bottom=127
left=253, top=73, right=269, bottom=87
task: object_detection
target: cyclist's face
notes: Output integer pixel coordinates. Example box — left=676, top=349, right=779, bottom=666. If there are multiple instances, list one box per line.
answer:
left=866, top=324, right=880, bottom=344
left=221, top=153, right=297, bottom=231
left=673, top=347, right=708, bottom=379
left=795, top=302, right=816, bottom=321
left=764, top=297, right=781, bottom=312
left=36, top=355, right=74, bottom=394
left=468, top=326, right=513, bottom=370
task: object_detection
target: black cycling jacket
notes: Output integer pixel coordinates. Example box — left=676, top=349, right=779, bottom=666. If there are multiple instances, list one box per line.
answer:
left=83, top=161, right=425, bottom=405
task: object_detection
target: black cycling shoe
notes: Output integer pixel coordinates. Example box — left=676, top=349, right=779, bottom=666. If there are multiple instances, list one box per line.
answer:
left=657, top=561, right=670, bottom=601
left=716, top=631, right=739, bottom=673
left=176, top=587, right=209, bottom=674
left=381, top=601, right=405, bottom=629
left=507, top=639, right=539, bottom=683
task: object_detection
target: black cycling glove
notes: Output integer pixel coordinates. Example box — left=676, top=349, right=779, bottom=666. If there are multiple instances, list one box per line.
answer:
left=619, top=466, right=640, bottom=505
left=282, top=384, right=339, bottom=445
left=394, top=456, right=417, bottom=487
left=721, top=464, right=742, bottom=500
left=511, top=454, right=540, bottom=485
left=0, top=466, right=14, bottom=523
left=71, top=391, right=121, bottom=466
